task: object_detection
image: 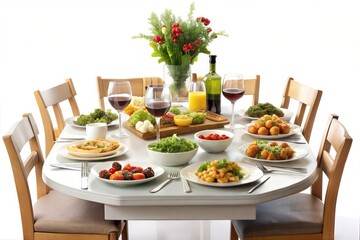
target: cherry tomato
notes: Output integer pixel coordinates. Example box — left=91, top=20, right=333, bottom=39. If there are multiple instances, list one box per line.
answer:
left=108, top=167, right=116, bottom=174
left=133, top=173, right=145, bottom=180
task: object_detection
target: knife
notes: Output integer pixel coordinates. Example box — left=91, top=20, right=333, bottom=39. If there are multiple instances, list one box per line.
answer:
left=181, top=177, right=191, bottom=193
left=248, top=176, right=270, bottom=194
left=81, top=161, right=88, bottom=190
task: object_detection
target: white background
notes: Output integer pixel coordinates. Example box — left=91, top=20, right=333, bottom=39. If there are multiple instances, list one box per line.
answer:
left=0, top=0, right=359, bottom=239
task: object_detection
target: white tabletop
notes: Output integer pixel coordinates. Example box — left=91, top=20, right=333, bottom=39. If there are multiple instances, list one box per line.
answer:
left=43, top=109, right=318, bottom=220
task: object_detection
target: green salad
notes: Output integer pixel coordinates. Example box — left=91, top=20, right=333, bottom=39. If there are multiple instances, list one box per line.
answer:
left=148, top=134, right=198, bottom=153
left=74, top=108, right=118, bottom=126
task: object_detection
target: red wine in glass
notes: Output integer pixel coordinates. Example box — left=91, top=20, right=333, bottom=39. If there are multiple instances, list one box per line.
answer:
left=145, top=101, right=171, bottom=117
left=108, top=94, right=131, bottom=110
left=222, top=88, right=245, bottom=103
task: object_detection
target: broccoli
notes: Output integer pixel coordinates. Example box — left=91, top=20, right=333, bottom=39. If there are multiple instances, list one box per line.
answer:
left=73, top=108, right=118, bottom=126
left=245, top=102, right=284, bottom=118
left=129, top=109, right=156, bottom=126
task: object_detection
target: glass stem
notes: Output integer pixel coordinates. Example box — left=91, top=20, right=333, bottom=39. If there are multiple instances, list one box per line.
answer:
left=231, top=102, right=235, bottom=128
left=156, top=117, right=160, bottom=142
left=118, top=111, right=123, bottom=134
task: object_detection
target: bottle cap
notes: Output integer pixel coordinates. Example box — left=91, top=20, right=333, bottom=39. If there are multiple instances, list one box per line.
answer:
left=209, top=55, right=217, bottom=64
left=192, top=73, right=197, bottom=82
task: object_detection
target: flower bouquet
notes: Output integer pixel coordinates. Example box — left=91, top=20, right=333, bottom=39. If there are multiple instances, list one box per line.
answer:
left=133, top=2, right=227, bottom=101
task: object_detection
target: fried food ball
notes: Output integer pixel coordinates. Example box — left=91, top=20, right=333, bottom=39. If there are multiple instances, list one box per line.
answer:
left=269, top=126, right=280, bottom=135
left=261, top=150, right=269, bottom=159
left=286, top=147, right=294, bottom=158
left=280, top=149, right=288, bottom=159
left=280, top=142, right=290, bottom=148
left=267, top=152, right=275, bottom=160
left=248, top=125, right=259, bottom=134
left=253, top=120, right=265, bottom=129
left=280, top=123, right=291, bottom=134
left=265, top=120, right=275, bottom=129
left=246, top=145, right=261, bottom=157
left=272, top=114, right=281, bottom=120
left=262, top=115, right=272, bottom=121
left=257, top=127, right=269, bottom=135
left=270, top=141, right=278, bottom=147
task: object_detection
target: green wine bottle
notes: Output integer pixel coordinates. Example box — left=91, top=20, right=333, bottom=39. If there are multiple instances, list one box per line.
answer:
left=204, top=55, right=221, bottom=114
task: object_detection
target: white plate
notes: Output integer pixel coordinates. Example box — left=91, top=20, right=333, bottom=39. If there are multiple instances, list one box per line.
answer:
left=239, top=107, right=293, bottom=122
left=56, top=142, right=129, bottom=161
left=91, top=162, right=164, bottom=186
left=242, top=123, right=301, bottom=139
left=65, top=117, right=118, bottom=128
left=239, top=141, right=309, bottom=163
left=180, top=162, right=263, bottom=187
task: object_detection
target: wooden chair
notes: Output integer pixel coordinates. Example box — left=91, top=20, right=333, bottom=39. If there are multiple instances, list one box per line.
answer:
left=244, top=75, right=260, bottom=105
left=2, top=113, right=128, bottom=240
left=96, top=76, right=163, bottom=110
left=231, top=114, right=352, bottom=240
left=280, top=77, right=322, bottom=142
left=34, top=78, right=80, bottom=156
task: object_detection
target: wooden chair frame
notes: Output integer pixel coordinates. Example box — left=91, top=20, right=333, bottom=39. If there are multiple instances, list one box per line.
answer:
left=280, top=77, right=322, bottom=142
left=244, top=75, right=260, bottom=105
left=3, top=113, right=128, bottom=240
left=96, top=76, right=163, bottom=110
left=34, top=78, right=80, bottom=156
left=230, top=114, right=352, bottom=240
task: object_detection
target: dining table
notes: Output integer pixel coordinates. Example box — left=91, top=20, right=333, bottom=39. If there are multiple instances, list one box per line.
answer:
left=42, top=106, right=319, bottom=221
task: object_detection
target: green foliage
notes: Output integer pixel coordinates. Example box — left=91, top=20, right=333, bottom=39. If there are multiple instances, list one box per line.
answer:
left=133, top=2, right=227, bottom=65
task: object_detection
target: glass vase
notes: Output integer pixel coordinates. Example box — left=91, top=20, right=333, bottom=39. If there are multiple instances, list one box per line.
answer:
left=163, top=64, right=191, bottom=102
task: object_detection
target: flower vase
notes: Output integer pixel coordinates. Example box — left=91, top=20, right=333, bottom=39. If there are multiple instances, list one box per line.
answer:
left=163, top=64, right=191, bottom=102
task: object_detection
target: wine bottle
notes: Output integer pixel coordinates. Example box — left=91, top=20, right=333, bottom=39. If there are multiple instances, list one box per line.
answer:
left=204, top=55, right=221, bottom=114
left=188, top=73, right=206, bottom=112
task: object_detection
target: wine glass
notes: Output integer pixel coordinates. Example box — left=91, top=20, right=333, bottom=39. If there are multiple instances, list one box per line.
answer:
left=222, top=73, right=245, bottom=129
left=108, top=81, right=132, bottom=138
left=144, top=84, right=171, bottom=142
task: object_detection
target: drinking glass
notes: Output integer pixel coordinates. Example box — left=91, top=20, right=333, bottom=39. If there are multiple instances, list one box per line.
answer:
left=144, top=85, right=171, bottom=142
left=222, top=73, right=245, bottom=129
left=108, top=81, right=132, bottom=138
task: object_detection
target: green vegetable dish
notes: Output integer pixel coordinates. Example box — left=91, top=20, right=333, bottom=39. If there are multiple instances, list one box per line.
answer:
left=74, top=108, right=118, bottom=126
left=245, top=102, right=284, bottom=118
left=148, top=134, right=198, bottom=153
left=129, top=109, right=156, bottom=126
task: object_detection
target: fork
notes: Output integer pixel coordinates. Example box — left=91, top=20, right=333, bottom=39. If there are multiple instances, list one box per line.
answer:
left=150, top=172, right=180, bottom=193
left=255, top=162, right=307, bottom=174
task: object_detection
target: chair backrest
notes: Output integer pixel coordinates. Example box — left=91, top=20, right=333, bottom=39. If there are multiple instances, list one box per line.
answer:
left=34, top=78, right=80, bottom=157
left=312, top=114, right=352, bottom=239
left=280, top=77, right=322, bottom=142
left=96, top=76, right=163, bottom=110
left=244, top=75, right=260, bottom=105
left=2, top=113, right=48, bottom=239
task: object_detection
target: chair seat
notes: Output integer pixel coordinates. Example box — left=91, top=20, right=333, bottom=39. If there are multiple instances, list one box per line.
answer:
left=34, top=190, right=119, bottom=234
left=231, top=193, right=324, bottom=238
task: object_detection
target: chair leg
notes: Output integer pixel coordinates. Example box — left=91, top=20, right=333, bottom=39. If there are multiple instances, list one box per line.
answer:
left=121, top=220, right=129, bottom=240
left=230, top=223, right=239, bottom=240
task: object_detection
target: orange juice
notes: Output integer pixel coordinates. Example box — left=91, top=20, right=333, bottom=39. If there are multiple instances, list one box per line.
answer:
left=189, top=92, right=206, bottom=112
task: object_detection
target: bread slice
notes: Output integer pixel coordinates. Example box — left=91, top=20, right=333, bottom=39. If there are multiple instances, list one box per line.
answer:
left=206, top=111, right=228, bottom=122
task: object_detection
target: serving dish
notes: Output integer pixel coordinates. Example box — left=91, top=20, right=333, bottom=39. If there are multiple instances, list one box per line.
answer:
left=180, top=162, right=263, bottom=187
left=91, top=162, right=164, bottom=186
left=194, top=129, right=234, bottom=153
left=56, top=141, right=129, bottom=161
left=242, top=123, right=301, bottom=139
left=65, top=117, right=118, bottom=128
left=239, top=141, right=309, bottom=163
left=239, top=107, right=293, bottom=122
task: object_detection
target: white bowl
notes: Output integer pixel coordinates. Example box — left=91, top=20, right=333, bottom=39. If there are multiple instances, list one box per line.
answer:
left=194, top=130, right=234, bottom=153
left=146, top=144, right=198, bottom=166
